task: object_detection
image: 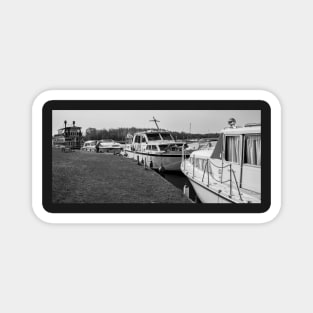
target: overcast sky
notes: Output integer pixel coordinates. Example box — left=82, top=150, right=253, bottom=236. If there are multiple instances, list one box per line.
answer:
left=53, top=110, right=260, bottom=135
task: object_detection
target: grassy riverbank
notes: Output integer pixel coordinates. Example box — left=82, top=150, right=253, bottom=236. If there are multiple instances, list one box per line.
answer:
left=52, top=149, right=190, bottom=203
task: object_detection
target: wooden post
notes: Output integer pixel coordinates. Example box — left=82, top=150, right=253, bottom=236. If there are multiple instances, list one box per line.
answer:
left=183, top=185, right=190, bottom=198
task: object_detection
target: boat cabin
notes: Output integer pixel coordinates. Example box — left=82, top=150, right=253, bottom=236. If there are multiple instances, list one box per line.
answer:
left=130, top=130, right=184, bottom=153
left=192, top=124, right=261, bottom=194
left=133, top=131, right=175, bottom=144
left=81, top=140, right=97, bottom=151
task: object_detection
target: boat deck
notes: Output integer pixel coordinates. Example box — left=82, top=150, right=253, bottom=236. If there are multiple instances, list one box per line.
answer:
left=182, top=161, right=261, bottom=203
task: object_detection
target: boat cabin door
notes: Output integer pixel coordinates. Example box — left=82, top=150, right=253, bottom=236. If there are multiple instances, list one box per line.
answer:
left=240, top=134, right=261, bottom=193
left=223, top=135, right=242, bottom=184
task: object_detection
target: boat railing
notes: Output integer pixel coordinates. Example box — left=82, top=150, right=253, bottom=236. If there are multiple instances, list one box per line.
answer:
left=182, top=148, right=242, bottom=201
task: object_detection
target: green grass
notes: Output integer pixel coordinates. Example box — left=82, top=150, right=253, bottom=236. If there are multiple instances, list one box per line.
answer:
left=52, top=149, right=190, bottom=203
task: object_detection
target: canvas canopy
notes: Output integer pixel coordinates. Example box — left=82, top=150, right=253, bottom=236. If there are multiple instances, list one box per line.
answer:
left=210, top=134, right=223, bottom=159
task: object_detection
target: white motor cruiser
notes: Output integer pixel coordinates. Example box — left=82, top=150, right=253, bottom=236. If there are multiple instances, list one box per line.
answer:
left=123, top=117, right=193, bottom=171
left=97, top=139, right=123, bottom=154
left=181, top=123, right=261, bottom=203
left=81, top=139, right=122, bottom=153
left=124, top=129, right=193, bottom=171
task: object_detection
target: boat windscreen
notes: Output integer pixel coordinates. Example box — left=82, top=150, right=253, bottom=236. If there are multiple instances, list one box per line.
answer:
left=210, top=134, right=223, bottom=159
left=160, top=133, right=173, bottom=140
left=146, top=133, right=162, bottom=141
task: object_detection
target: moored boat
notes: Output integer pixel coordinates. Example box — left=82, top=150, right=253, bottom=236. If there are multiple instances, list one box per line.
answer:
left=181, top=123, right=261, bottom=203
left=97, top=139, right=123, bottom=153
left=124, top=129, right=192, bottom=171
left=81, top=139, right=122, bottom=153
left=123, top=117, right=196, bottom=171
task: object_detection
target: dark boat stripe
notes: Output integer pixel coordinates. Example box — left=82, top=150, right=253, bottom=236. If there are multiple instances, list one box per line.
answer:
left=124, top=150, right=186, bottom=158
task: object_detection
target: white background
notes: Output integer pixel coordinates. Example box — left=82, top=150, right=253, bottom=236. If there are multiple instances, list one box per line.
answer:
left=0, top=1, right=311, bottom=312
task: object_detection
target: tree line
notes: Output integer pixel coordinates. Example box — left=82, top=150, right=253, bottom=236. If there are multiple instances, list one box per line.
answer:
left=84, top=127, right=219, bottom=142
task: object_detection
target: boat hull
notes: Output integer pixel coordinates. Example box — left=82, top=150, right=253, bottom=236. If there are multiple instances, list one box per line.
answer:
left=187, top=176, right=233, bottom=203
left=124, top=150, right=183, bottom=171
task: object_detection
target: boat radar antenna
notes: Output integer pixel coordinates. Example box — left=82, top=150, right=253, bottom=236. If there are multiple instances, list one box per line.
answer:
left=150, top=116, right=160, bottom=130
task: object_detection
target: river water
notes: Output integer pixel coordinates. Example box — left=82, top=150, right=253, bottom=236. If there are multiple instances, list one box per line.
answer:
left=160, top=171, right=199, bottom=202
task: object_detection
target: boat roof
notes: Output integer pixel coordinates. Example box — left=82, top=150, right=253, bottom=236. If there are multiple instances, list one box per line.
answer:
left=222, top=125, right=260, bottom=135
left=134, top=129, right=171, bottom=135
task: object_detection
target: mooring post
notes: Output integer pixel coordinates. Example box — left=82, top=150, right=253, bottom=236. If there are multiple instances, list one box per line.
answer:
left=183, top=184, right=190, bottom=198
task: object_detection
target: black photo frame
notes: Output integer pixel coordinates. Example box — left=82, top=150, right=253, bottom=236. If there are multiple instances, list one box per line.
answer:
left=43, top=100, right=271, bottom=214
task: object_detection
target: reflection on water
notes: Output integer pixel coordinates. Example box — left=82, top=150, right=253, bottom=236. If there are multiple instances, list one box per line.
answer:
left=160, top=171, right=200, bottom=203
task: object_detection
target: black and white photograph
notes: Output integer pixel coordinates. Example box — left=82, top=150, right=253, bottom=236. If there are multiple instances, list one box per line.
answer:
left=4, top=0, right=309, bottom=310
left=51, top=109, right=261, bottom=205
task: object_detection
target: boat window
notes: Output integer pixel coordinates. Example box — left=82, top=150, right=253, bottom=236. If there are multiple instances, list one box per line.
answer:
left=160, top=133, right=173, bottom=141
left=159, top=144, right=169, bottom=151
left=135, top=136, right=141, bottom=143
left=146, top=145, right=157, bottom=150
left=146, top=133, right=161, bottom=141
left=225, top=136, right=241, bottom=163
left=141, top=136, right=147, bottom=143
left=244, top=134, right=261, bottom=166
left=194, top=158, right=205, bottom=170
left=195, top=158, right=200, bottom=169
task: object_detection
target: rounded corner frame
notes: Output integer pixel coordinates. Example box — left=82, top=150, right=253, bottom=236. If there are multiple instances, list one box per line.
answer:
left=32, top=90, right=281, bottom=224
